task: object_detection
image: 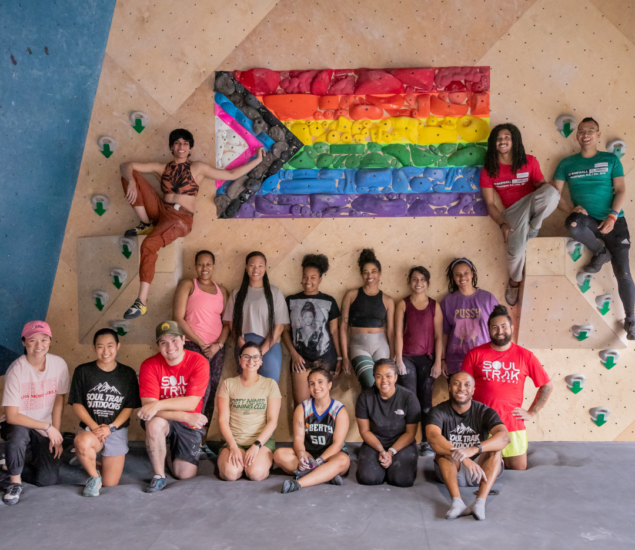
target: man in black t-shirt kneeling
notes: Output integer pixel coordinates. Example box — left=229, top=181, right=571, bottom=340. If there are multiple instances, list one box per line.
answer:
left=426, top=372, right=510, bottom=521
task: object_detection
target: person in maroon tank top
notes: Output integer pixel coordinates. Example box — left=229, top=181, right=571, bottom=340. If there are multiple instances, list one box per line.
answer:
left=394, top=266, right=444, bottom=455
left=173, top=250, right=229, bottom=447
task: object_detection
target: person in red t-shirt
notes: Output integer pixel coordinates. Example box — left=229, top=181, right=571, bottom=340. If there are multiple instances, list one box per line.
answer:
left=138, top=321, right=210, bottom=492
left=461, top=305, right=553, bottom=471
left=480, top=124, right=561, bottom=306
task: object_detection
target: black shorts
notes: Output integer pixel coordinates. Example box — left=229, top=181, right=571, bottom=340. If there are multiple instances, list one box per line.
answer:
left=141, top=419, right=202, bottom=466
left=298, top=356, right=337, bottom=372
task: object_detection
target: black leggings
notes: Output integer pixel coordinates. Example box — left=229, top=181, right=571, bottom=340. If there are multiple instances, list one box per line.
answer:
left=397, top=355, right=434, bottom=443
left=356, top=442, right=418, bottom=487
left=566, top=213, right=635, bottom=319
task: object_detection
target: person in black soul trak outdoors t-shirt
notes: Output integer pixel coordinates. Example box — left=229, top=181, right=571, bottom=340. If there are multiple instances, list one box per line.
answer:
left=355, top=359, right=420, bottom=488
left=68, top=328, right=141, bottom=497
left=427, top=372, right=510, bottom=521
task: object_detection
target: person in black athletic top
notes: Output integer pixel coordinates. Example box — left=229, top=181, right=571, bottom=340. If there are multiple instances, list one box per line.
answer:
left=340, top=249, right=395, bottom=389
left=274, top=363, right=350, bottom=493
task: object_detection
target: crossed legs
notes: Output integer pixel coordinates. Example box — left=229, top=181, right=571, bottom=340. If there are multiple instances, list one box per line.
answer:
left=273, top=448, right=350, bottom=488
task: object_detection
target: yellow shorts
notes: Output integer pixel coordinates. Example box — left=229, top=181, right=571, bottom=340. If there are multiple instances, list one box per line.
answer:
left=502, top=430, right=528, bottom=458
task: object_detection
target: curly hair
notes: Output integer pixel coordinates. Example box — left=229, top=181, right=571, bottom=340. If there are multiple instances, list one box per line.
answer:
left=358, top=248, right=381, bottom=274
left=446, top=258, right=478, bottom=293
left=169, top=128, right=194, bottom=149
left=483, top=123, right=527, bottom=179
left=308, top=361, right=334, bottom=384
left=232, top=252, right=275, bottom=343
left=301, top=254, right=330, bottom=276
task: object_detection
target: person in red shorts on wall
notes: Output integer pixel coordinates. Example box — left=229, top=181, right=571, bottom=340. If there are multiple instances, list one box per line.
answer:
left=480, top=124, right=560, bottom=306
left=137, top=321, right=209, bottom=493
left=461, top=305, right=553, bottom=470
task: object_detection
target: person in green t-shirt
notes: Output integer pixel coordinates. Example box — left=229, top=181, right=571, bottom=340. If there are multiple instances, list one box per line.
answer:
left=553, top=117, right=635, bottom=339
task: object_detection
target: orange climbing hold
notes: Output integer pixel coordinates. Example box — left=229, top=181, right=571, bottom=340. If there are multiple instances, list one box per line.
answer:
left=469, top=93, right=490, bottom=116
left=263, top=94, right=320, bottom=120
left=430, top=95, right=469, bottom=117
left=350, top=104, right=384, bottom=120
left=411, top=95, right=431, bottom=118
left=319, top=96, right=340, bottom=110
left=366, top=95, right=405, bottom=110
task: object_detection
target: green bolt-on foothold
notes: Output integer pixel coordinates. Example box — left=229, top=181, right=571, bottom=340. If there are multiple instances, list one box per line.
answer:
left=438, top=142, right=457, bottom=156
left=429, top=145, right=440, bottom=155
left=330, top=144, right=366, bottom=155
left=95, top=298, right=105, bottom=311
left=313, top=142, right=330, bottom=154
left=366, top=142, right=382, bottom=153
left=447, top=145, right=487, bottom=167
left=603, top=356, right=616, bottom=370
left=436, top=156, right=449, bottom=167
left=570, top=246, right=582, bottom=262
left=113, top=276, right=123, bottom=289
left=344, top=154, right=361, bottom=169
left=569, top=380, right=583, bottom=394
left=575, top=331, right=588, bottom=341
left=593, top=413, right=607, bottom=427
left=100, top=144, right=113, bottom=158
left=316, top=153, right=335, bottom=168
left=599, top=302, right=610, bottom=315
left=115, top=327, right=128, bottom=336
left=133, top=118, right=145, bottom=133
left=122, top=244, right=132, bottom=259
left=382, top=144, right=411, bottom=166
left=360, top=152, right=391, bottom=168
left=579, top=279, right=591, bottom=293
left=561, top=122, right=574, bottom=138
left=94, top=202, right=106, bottom=216
left=613, top=147, right=623, bottom=159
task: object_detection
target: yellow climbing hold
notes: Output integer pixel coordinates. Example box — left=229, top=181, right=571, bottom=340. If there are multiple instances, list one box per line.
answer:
left=326, top=130, right=340, bottom=144
left=457, top=115, right=490, bottom=142
left=290, top=122, right=312, bottom=145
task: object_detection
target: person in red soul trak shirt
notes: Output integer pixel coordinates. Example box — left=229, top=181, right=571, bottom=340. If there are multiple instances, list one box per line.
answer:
left=480, top=124, right=561, bottom=306
left=138, top=321, right=210, bottom=492
left=461, top=305, right=553, bottom=471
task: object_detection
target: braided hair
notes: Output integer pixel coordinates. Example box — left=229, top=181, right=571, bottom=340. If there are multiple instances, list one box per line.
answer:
left=483, top=123, right=528, bottom=179
left=445, top=258, right=479, bottom=293
left=232, top=251, right=275, bottom=343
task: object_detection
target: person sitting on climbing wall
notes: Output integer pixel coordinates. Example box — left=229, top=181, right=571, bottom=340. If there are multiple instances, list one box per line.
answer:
left=119, top=128, right=264, bottom=320
left=340, top=249, right=395, bottom=389
left=461, top=305, right=552, bottom=471
left=480, top=123, right=560, bottom=306
left=552, top=117, right=635, bottom=340
left=427, top=371, right=510, bottom=521
left=137, top=321, right=209, bottom=493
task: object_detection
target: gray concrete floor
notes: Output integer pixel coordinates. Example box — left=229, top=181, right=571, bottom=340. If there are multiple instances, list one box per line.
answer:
left=1, top=442, right=634, bottom=550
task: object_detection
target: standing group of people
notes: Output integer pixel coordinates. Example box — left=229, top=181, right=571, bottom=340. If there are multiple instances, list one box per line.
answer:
left=1, top=116, right=627, bottom=520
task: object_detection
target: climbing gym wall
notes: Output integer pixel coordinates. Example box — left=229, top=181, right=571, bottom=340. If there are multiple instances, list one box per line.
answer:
left=15, top=0, right=635, bottom=443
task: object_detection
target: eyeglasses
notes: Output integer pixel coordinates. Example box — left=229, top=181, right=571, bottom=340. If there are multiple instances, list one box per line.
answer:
left=240, top=354, right=262, bottom=363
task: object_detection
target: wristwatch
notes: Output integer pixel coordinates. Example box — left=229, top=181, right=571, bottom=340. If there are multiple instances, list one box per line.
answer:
left=109, top=424, right=118, bottom=433
left=217, top=341, right=224, bottom=350
left=388, top=447, right=398, bottom=456
left=475, top=443, right=483, bottom=455
left=44, top=423, right=52, bottom=434
left=254, top=440, right=262, bottom=448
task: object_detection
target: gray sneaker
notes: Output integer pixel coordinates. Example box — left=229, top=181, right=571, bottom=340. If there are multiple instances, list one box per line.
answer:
left=4, top=483, right=22, bottom=506
left=505, top=284, right=520, bottom=306
left=83, top=473, right=102, bottom=497
left=583, top=249, right=611, bottom=274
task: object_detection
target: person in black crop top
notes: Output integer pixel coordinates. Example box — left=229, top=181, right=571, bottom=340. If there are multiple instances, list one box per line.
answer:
left=119, top=128, right=264, bottom=321
left=340, top=249, right=395, bottom=389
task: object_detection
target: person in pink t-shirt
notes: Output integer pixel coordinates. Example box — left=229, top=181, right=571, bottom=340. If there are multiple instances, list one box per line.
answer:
left=1, top=321, right=70, bottom=506
left=462, top=305, right=553, bottom=471
left=480, top=124, right=560, bottom=306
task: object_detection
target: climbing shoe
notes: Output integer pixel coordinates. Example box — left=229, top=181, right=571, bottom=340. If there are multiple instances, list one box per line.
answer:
left=124, top=299, right=147, bottom=320
left=83, top=473, right=102, bottom=497
left=145, top=475, right=167, bottom=493
left=625, top=319, right=635, bottom=341
left=583, top=249, right=611, bottom=274
left=419, top=442, right=434, bottom=456
left=124, top=221, right=153, bottom=237
left=293, top=457, right=318, bottom=478
left=505, top=284, right=520, bottom=306
left=327, top=475, right=344, bottom=486
left=281, top=479, right=301, bottom=494
left=4, top=483, right=22, bottom=506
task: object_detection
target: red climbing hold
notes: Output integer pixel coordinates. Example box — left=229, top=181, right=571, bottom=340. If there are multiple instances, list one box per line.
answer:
left=430, top=95, right=469, bottom=117
left=327, top=75, right=356, bottom=96
left=339, top=96, right=356, bottom=109
left=311, top=69, right=334, bottom=95
left=297, top=70, right=317, bottom=93
left=355, top=70, right=404, bottom=94
left=388, top=68, right=434, bottom=91
left=412, top=94, right=431, bottom=118
left=404, top=93, right=418, bottom=107
left=350, top=104, right=384, bottom=120
left=234, top=68, right=280, bottom=95
left=448, top=91, right=469, bottom=105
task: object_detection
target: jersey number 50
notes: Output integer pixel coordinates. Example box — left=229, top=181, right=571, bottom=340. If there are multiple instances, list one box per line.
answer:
left=310, top=435, right=326, bottom=445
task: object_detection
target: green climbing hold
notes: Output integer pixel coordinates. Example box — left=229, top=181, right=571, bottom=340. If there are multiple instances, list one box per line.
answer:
left=316, top=154, right=335, bottom=168
left=383, top=144, right=411, bottom=166
left=599, top=302, right=610, bottom=315
left=410, top=145, right=439, bottom=167
left=330, top=144, right=366, bottom=155
left=593, top=413, right=607, bottom=427
left=579, top=279, right=591, bottom=294
left=448, top=146, right=486, bottom=166
left=367, top=142, right=382, bottom=153
left=287, top=148, right=317, bottom=169
left=575, top=331, right=589, bottom=341
left=345, top=154, right=361, bottom=169
left=304, top=146, right=318, bottom=159
left=438, top=143, right=457, bottom=155
left=437, top=157, right=448, bottom=167
left=333, top=155, right=348, bottom=169
left=389, top=157, right=402, bottom=168
left=313, top=142, right=330, bottom=154
left=568, top=380, right=583, bottom=394
left=602, top=356, right=616, bottom=370
left=570, top=246, right=582, bottom=262
left=429, top=145, right=440, bottom=155
left=94, top=202, right=106, bottom=216
left=360, top=152, right=391, bottom=168
left=115, top=327, right=128, bottom=336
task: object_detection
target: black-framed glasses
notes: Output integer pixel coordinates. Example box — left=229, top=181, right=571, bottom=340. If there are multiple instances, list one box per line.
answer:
left=240, top=354, right=262, bottom=363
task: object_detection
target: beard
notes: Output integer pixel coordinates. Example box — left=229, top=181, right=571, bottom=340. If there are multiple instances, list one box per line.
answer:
left=491, top=333, right=512, bottom=347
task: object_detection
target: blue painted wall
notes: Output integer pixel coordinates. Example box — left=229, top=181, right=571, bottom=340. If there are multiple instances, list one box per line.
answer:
left=0, top=1, right=116, bottom=372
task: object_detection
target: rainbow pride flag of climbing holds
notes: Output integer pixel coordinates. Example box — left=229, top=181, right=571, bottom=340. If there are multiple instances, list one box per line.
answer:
left=214, top=67, right=490, bottom=219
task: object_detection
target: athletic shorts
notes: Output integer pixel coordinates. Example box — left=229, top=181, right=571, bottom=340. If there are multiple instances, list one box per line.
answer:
left=77, top=427, right=129, bottom=457
left=221, top=437, right=276, bottom=453
left=166, top=421, right=203, bottom=466
left=502, top=430, right=528, bottom=458
left=435, top=456, right=504, bottom=488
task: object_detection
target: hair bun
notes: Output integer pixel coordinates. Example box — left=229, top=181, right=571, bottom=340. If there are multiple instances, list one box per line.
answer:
left=358, top=248, right=377, bottom=270
left=491, top=304, right=509, bottom=318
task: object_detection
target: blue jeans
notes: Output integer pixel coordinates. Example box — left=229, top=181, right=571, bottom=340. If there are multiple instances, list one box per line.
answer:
left=236, top=333, right=282, bottom=383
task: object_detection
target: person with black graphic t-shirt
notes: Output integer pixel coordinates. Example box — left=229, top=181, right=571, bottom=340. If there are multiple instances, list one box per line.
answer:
left=355, top=359, right=420, bottom=488
left=427, top=372, right=510, bottom=521
left=68, top=329, right=141, bottom=497
left=283, top=254, right=342, bottom=406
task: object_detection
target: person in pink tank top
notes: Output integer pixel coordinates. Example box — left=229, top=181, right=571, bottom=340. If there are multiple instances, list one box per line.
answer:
left=394, top=266, right=444, bottom=455
left=173, top=250, right=229, bottom=438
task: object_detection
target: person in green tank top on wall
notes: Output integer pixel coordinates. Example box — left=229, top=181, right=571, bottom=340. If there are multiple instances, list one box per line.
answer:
left=553, top=117, right=635, bottom=340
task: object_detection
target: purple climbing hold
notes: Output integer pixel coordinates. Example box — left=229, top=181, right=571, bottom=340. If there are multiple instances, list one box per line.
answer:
left=255, top=195, right=291, bottom=215
left=447, top=194, right=473, bottom=215
left=351, top=195, right=408, bottom=216
left=407, top=199, right=435, bottom=216
left=427, top=193, right=459, bottom=206
left=310, top=194, right=350, bottom=211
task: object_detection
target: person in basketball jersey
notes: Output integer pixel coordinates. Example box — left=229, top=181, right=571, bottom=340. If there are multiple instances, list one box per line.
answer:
left=273, top=363, right=350, bottom=493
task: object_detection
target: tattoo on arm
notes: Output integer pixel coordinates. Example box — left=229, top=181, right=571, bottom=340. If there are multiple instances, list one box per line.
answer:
left=529, top=384, right=553, bottom=415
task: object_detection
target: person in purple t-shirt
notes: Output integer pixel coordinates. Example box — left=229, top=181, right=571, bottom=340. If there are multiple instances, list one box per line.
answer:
left=440, top=258, right=498, bottom=375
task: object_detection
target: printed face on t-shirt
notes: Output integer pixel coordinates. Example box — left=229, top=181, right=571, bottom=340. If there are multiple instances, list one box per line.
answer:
left=290, top=298, right=333, bottom=357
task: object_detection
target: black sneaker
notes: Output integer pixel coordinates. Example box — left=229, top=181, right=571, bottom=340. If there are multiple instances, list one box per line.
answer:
left=282, top=479, right=302, bottom=494
left=625, top=319, right=635, bottom=341
left=583, top=249, right=611, bottom=274
left=420, top=442, right=434, bottom=456
left=4, top=483, right=22, bottom=506
left=327, top=475, right=344, bottom=486
left=124, top=221, right=153, bottom=237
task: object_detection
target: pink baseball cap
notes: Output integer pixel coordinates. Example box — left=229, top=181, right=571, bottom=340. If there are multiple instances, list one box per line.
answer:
left=22, top=321, right=52, bottom=340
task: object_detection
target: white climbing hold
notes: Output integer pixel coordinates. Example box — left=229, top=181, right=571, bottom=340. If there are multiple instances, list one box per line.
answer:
left=109, top=320, right=131, bottom=336
left=98, top=136, right=117, bottom=157
left=566, top=239, right=584, bottom=261
left=129, top=111, right=149, bottom=133
left=92, top=290, right=109, bottom=311
left=599, top=349, right=620, bottom=369
left=91, top=195, right=110, bottom=216
left=110, top=269, right=127, bottom=289
left=589, top=407, right=610, bottom=426
left=564, top=374, right=586, bottom=393
left=606, top=139, right=626, bottom=159
left=572, top=324, right=593, bottom=341
left=555, top=115, right=577, bottom=138
left=595, top=294, right=612, bottom=315
left=576, top=272, right=593, bottom=293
